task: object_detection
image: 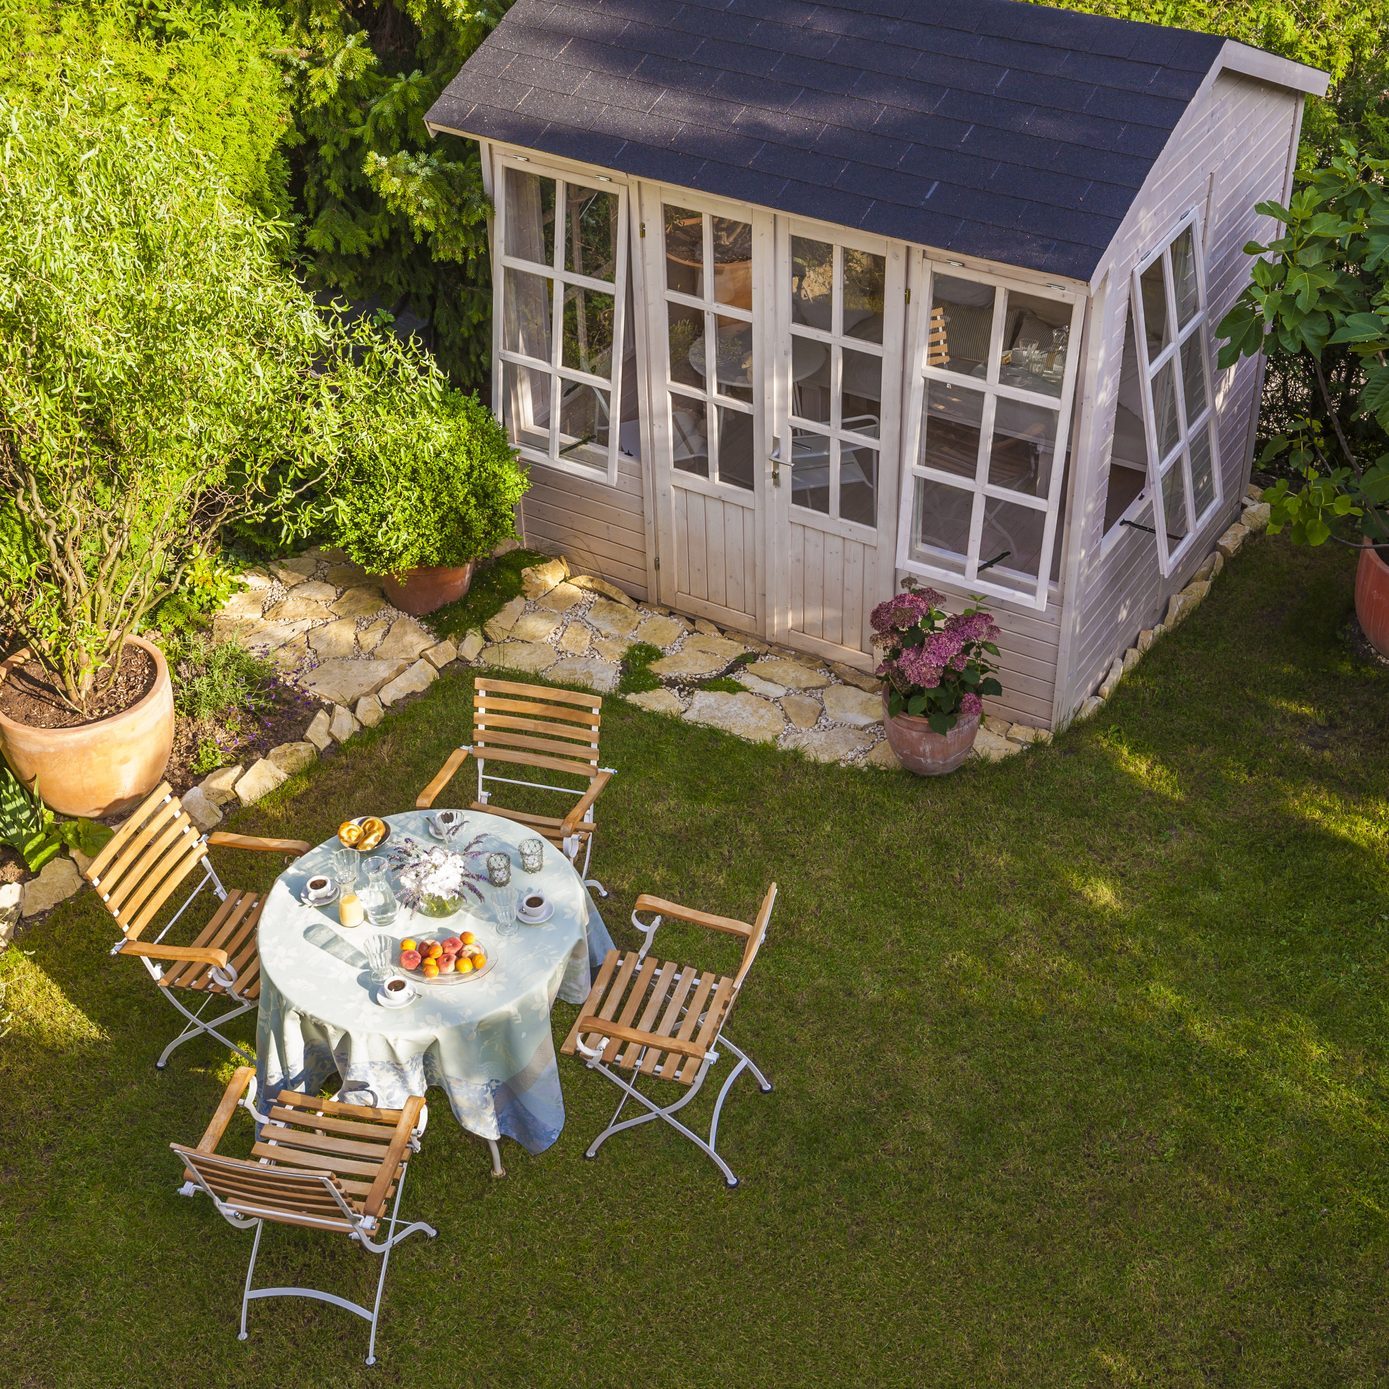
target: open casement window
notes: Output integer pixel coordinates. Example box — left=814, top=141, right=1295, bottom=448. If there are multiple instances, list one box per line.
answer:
left=896, top=262, right=1085, bottom=610
left=1129, top=213, right=1222, bottom=573
left=495, top=159, right=632, bottom=483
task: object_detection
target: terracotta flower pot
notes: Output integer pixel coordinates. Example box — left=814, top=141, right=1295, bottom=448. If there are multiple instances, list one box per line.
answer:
left=380, top=562, right=477, bottom=616
left=1354, top=537, right=1389, bottom=659
left=881, top=695, right=980, bottom=776
left=0, top=635, right=174, bottom=819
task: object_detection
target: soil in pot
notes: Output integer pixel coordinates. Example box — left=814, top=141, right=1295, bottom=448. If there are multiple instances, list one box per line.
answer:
left=0, top=645, right=155, bottom=728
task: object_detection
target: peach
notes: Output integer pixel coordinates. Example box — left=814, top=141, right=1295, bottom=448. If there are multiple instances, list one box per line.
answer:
left=424, top=942, right=444, bottom=960
left=437, top=956, right=455, bottom=974
left=399, top=949, right=421, bottom=971
left=443, top=936, right=462, bottom=952
left=455, top=957, right=474, bottom=974
left=460, top=931, right=475, bottom=946
left=421, top=960, right=439, bottom=979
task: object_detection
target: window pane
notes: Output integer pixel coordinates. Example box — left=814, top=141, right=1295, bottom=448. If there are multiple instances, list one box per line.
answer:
left=910, top=477, right=973, bottom=577
left=1151, top=357, right=1181, bottom=460
left=789, top=427, right=832, bottom=513
left=1170, top=226, right=1199, bottom=327
left=842, top=347, right=883, bottom=421
left=563, top=185, right=618, bottom=281
left=1190, top=424, right=1217, bottom=516
left=930, top=274, right=995, bottom=377
left=715, top=404, right=755, bottom=491
left=504, top=169, right=555, bottom=265
left=921, top=379, right=985, bottom=479
left=711, top=217, right=753, bottom=309
left=1160, top=459, right=1191, bottom=544
left=663, top=206, right=703, bottom=296
left=1139, top=258, right=1169, bottom=354
left=502, top=270, right=552, bottom=363
left=978, top=495, right=1047, bottom=591
left=999, top=290, right=1069, bottom=397
left=503, top=361, right=552, bottom=444
left=561, top=285, right=614, bottom=375
left=1180, top=333, right=1207, bottom=422
left=989, top=398, right=1059, bottom=498
left=840, top=442, right=878, bottom=527
left=670, top=396, right=709, bottom=478
left=1104, top=310, right=1148, bottom=534
left=668, top=303, right=704, bottom=389
left=558, top=380, right=609, bottom=462
left=791, top=237, right=833, bottom=330
left=712, top=315, right=754, bottom=397
left=844, top=249, right=886, bottom=342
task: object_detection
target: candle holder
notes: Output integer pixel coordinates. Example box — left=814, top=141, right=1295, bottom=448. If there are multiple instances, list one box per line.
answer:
left=518, top=837, right=545, bottom=873
left=485, top=852, right=512, bottom=887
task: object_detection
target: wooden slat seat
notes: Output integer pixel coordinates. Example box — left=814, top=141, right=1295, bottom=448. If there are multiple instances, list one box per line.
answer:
left=156, top=890, right=264, bottom=998
left=464, top=801, right=595, bottom=846
left=562, top=948, right=736, bottom=1085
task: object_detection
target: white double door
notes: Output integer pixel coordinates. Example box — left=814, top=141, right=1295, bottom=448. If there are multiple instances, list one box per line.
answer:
left=635, top=186, right=906, bottom=664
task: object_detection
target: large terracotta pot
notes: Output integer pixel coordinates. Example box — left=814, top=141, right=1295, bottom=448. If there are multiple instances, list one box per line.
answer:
left=381, top=561, right=477, bottom=616
left=881, top=695, right=980, bottom=776
left=0, top=635, right=174, bottom=819
left=1354, top=537, right=1389, bottom=659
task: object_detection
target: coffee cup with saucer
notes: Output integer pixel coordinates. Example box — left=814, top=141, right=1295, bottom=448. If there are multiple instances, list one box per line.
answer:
left=517, top=891, right=553, bottom=925
left=302, top=874, right=339, bottom=908
left=375, top=974, right=417, bottom=1009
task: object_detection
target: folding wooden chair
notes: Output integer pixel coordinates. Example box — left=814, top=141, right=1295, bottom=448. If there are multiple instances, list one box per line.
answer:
left=416, top=676, right=615, bottom=892
left=80, top=781, right=310, bottom=1068
left=172, top=1067, right=435, bottom=1365
left=562, top=884, right=777, bottom=1187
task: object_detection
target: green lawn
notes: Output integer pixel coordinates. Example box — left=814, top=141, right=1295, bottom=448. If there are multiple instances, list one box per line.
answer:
left=2, top=537, right=1386, bottom=1387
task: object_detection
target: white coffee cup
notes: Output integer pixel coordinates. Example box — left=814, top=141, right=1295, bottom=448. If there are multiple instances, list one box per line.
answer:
left=382, top=976, right=413, bottom=1002
left=519, top=891, right=547, bottom=921
left=305, top=874, right=334, bottom=902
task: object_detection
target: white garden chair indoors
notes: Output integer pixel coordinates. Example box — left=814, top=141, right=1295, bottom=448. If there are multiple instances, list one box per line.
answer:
left=416, top=676, right=615, bottom=893
left=562, top=884, right=777, bottom=1187
left=80, top=781, right=310, bottom=1068
left=171, top=1067, right=435, bottom=1365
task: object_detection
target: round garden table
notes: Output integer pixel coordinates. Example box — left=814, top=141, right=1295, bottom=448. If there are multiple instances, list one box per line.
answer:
left=254, top=810, right=615, bottom=1173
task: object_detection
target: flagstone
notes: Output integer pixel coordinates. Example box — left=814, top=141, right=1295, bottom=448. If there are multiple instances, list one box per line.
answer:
left=782, top=727, right=874, bottom=763
left=781, top=694, right=822, bottom=730
left=747, top=657, right=829, bottom=690
left=685, top=691, right=785, bottom=743
left=587, top=599, right=641, bottom=637
left=298, top=659, right=406, bottom=705
left=546, top=657, right=618, bottom=693
left=332, top=586, right=389, bottom=620
left=821, top=685, right=882, bottom=728
left=478, top=641, right=555, bottom=675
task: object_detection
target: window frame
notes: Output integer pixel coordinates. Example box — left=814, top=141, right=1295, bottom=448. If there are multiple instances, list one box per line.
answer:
left=894, top=257, right=1086, bottom=612
left=493, top=153, right=631, bottom=485
left=1128, top=208, right=1222, bottom=574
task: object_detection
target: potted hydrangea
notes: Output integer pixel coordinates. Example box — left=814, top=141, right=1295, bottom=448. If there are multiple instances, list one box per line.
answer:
left=871, top=581, right=1003, bottom=775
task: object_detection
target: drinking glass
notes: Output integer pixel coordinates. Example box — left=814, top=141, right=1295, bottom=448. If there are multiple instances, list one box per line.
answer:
left=518, top=837, right=545, bottom=873
left=363, top=867, right=399, bottom=927
left=332, top=847, right=361, bottom=891
left=365, top=933, right=396, bottom=983
left=491, top=881, right=520, bottom=938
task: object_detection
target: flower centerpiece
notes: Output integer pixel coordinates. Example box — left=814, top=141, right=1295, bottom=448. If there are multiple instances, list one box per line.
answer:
left=870, top=580, right=1003, bottom=776
left=388, top=835, right=488, bottom=917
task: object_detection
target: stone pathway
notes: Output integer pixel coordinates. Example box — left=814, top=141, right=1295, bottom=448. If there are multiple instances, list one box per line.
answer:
left=210, top=548, right=1045, bottom=774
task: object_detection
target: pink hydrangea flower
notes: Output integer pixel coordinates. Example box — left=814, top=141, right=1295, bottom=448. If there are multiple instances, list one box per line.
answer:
left=960, top=692, right=983, bottom=716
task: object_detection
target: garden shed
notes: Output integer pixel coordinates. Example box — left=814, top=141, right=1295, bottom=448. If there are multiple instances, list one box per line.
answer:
left=426, top=0, right=1326, bottom=728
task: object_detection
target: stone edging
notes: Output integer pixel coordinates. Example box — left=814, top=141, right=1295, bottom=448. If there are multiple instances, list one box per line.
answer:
left=1072, top=484, right=1270, bottom=723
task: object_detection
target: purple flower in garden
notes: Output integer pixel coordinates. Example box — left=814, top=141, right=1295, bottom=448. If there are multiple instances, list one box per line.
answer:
left=945, top=610, right=1001, bottom=645
left=898, top=645, right=943, bottom=688
left=960, top=692, right=983, bottom=717
left=921, top=629, right=965, bottom=667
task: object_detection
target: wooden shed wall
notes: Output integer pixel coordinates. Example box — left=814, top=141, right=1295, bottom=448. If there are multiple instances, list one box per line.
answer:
left=1056, top=70, right=1303, bottom=721
left=518, top=454, right=650, bottom=601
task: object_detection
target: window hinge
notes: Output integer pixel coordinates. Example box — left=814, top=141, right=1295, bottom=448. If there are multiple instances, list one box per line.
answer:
left=653, top=555, right=661, bottom=571
left=639, top=221, right=646, bottom=238
left=905, top=287, right=911, bottom=304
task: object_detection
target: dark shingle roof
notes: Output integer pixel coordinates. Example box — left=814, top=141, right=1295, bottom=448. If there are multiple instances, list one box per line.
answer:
left=426, top=0, right=1233, bottom=280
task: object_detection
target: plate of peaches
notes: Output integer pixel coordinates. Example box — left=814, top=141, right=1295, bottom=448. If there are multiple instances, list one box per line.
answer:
left=397, top=931, right=493, bottom=985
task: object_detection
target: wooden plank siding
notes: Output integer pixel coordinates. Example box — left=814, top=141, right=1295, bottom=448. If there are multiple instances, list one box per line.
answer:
left=1055, top=71, right=1305, bottom=722
left=518, top=453, right=650, bottom=601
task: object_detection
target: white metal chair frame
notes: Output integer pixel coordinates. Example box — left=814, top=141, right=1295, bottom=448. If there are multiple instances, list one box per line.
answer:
left=416, top=679, right=615, bottom=895
left=172, top=1069, right=436, bottom=1366
left=570, top=885, right=777, bottom=1188
left=81, top=784, right=310, bottom=1069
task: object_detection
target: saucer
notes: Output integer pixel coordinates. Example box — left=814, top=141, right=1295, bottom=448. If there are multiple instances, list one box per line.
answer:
left=374, top=980, right=417, bottom=1009
left=302, top=884, right=341, bottom=908
left=517, top=899, right=554, bottom=925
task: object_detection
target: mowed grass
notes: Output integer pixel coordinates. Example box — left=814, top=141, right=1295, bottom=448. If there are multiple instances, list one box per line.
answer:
left=1, top=537, right=1386, bottom=1387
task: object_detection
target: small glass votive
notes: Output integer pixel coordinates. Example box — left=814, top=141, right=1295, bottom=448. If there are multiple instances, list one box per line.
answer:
left=518, top=837, right=545, bottom=873
left=485, top=852, right=512, bottom=887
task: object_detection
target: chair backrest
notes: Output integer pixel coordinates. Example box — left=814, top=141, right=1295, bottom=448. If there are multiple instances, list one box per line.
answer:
left=926, top=304, right=950, bottom=367
left=171, top=1144, right=359, bottom=1233
left=472, top=677, right=604, bottom=782
left=82, top=782, right=211, bottom=942
left=732, top=882, right=777, bottom=995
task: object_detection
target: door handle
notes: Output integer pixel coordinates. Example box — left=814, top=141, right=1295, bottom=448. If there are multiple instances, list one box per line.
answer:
left=769, top=448, right=793, bottom=487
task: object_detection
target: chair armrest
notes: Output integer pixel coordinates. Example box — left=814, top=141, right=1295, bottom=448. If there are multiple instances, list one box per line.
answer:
left=416, top=747, right=473, bottom=809
left=574, top=1015, right=708, bottom=1061
left=362, top=1095, right=427, bottom=1220
left=194, top=1066, right=258, bottom=1155
left=632, top=894, right=753, bottom=938
left=560, top=769, right=613, bottom=837
left=119, top=939, right=230, bottom=970
left=206, top=831, right=312, bottom=855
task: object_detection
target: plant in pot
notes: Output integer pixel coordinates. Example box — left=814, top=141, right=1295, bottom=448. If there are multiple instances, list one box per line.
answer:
left=871, top=582, right=1003, bottom=776
left=1218, top=136, right=1389, bottom=656
left=329, top=340, right=529, bottom=616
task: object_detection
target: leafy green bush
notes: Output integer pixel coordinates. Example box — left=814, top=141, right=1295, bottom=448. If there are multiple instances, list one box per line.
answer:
left=328, top=340, right=527, bottom=575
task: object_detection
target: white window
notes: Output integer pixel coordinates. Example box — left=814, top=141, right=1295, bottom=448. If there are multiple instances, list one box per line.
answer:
left=494, top=159, right=633, bottom=483
left=1128, top=213, right=1222, bottom=572
left=896, top=263, right=1085, bottom=610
